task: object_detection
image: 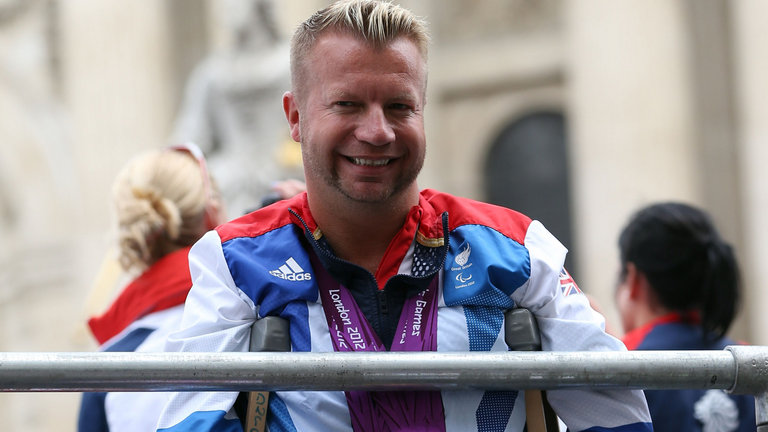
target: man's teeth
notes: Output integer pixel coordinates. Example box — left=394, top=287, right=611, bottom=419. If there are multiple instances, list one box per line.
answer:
left=351, top=158, right=390, bottom=166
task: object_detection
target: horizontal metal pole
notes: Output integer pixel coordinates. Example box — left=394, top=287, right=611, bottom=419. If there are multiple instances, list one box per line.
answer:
left=0, top=350, right=748, bottom=393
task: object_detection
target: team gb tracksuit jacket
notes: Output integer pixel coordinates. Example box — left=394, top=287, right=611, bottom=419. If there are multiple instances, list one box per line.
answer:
left=156, top=189, right=652, bottom=432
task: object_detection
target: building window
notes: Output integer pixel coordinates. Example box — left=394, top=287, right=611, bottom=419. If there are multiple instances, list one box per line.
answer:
left=483, top=111, right=576, bottom=274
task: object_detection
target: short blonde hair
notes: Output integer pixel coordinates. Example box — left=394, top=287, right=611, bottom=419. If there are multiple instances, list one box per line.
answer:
left=290, top=0, right=429, bottom=97
left=111, top=149, right=218, bottom=271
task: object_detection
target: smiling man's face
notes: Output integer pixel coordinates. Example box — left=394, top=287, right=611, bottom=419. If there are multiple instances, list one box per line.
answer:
left=284, top=32, right=427, bottom=205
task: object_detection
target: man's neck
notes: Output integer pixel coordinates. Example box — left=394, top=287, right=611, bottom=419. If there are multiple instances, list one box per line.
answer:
left=308, top=190, right=419, bottom=276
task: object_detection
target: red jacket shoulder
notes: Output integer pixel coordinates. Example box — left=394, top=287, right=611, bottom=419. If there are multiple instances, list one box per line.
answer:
left=216, top=193, right=308, bottom=243
left=421, top=189, right=531, bottom=243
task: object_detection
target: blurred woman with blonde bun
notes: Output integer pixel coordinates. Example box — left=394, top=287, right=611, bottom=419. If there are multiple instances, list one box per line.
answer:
left=77, top=143, right=225, bottom=432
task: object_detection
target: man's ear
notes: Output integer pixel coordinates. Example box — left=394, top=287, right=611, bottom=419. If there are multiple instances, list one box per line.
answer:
left=283, top=91, right=301, bottom=143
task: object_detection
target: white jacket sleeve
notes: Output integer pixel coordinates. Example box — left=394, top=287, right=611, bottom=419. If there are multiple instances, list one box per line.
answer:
left=156, top=230, right=257, bottom=431
left=511, top=220, right=652, bottom=432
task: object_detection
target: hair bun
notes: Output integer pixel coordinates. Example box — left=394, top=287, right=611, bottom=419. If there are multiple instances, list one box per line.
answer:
left=130, top=186, right=182, bottom=240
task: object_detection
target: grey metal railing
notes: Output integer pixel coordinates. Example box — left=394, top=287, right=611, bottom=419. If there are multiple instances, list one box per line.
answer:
left=1, top=346, right=767, bottom=429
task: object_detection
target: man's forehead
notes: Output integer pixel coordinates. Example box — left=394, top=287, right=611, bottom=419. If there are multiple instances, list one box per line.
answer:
left=295, top=31, right=427, bottom=101
left=310, top=34, right=425, bottom=79
left=325, top=86, right=421, bottom=100
left=312, top=30, right=425, bottom=60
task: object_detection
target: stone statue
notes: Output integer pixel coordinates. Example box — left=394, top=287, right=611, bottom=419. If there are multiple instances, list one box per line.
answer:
left=171, top=0, right=302, bottom=217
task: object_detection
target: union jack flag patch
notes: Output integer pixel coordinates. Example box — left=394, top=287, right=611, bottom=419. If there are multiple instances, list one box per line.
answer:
left=559, top=268, right=582, bottom=296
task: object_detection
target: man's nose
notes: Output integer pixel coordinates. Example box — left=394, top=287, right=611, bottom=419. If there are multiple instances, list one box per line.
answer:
left=356, top=107, right=395, bottom=146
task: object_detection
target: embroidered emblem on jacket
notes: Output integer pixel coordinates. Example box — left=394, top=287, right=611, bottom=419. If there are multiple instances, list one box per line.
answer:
left=559, top=268, right=582, bottom=297
left=450, top=242, right=475, bottom=289
left=269, top=257, right=312, bottom=281
left=455, top=243, right=471, bottom=267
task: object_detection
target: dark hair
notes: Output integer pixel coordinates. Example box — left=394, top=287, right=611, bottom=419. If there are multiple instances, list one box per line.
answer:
left=618, top=202, right=740, bottom=340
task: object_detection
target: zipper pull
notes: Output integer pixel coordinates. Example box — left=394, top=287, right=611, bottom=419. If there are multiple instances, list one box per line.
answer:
left=377, top=290, right=389, bottom=316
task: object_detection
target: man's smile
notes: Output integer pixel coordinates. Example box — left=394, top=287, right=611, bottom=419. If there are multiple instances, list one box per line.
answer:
left=348, top=157, right=392, bottom=167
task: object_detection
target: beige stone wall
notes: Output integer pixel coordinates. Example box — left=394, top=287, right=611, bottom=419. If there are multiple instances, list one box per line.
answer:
left=564, top=0, right=702, bottom=334
left=0, top=1, right=178, bottom=429
left=0, top=2, right=89, bottom=430
left=424, top=35, right=565, bottom=196
left=732, top=0, right=768, bottom=345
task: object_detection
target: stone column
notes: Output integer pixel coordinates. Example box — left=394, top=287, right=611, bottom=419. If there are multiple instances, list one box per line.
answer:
left=564, top=0, right=700, bottom=330
left=732, top=0, right=768, bottom=345
left=58, top=0, right=180, bottom=330
left=60, top=1, right=174, bottom=240
left=1, top=3, right=181, bottom=431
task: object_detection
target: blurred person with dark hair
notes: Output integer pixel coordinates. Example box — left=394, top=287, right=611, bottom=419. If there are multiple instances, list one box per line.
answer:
left=616, top=202, right=755, bottom=432
left=77, top=143, right=226, bottom=432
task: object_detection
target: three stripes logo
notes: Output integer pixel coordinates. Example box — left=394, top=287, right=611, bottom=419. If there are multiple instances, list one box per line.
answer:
left=269, top=257, right=312, bottom=281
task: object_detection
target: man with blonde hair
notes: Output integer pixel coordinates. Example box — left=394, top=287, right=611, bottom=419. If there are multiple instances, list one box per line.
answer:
left=156, top=1, right=653, bottom=431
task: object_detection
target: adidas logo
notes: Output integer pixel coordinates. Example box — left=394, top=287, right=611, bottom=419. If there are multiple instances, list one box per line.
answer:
left=269, top=257, right=312, bottom=281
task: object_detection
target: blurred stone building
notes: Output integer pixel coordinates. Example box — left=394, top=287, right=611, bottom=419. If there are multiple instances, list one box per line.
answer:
left=0, top=0, right=766, bottom=430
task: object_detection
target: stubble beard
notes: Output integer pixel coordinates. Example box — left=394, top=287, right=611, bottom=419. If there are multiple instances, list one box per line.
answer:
left=337, top=167, right=420, bottom=204
left=302, top=144, right=424, bottom=205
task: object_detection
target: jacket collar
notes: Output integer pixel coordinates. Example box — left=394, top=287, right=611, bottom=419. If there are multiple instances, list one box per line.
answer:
left=288, top=191, right=448, bottom=288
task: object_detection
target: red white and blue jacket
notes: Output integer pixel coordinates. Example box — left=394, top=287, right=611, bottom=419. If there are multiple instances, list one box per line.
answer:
left=156, top=190, right=652, bottom=432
